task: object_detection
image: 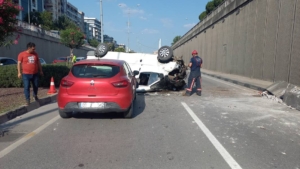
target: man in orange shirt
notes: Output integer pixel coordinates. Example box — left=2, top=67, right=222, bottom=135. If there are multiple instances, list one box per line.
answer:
left=17, top=42, right=44, bottom=105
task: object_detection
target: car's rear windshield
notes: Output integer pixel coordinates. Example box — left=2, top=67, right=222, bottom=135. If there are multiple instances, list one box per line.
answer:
left=59, top=57, right=67, bottom=60
left=72, top=64, right=120, bottom=78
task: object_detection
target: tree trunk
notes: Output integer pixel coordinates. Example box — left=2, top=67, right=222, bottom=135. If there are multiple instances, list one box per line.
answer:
left=68, top=48, right=73, bottom=66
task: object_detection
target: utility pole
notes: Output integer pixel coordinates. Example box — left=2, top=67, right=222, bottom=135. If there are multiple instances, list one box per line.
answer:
left=28, top=0, right=30, bottom=24
left=100, top=0, right=104, bottom=43
left=127, top=11, right=130, bottom=52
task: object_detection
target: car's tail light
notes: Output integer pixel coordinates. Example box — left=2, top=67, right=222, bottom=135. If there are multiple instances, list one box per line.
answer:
left=61, top=79, right=74, bottom=87
left=112, top=80, right=128, bottom=87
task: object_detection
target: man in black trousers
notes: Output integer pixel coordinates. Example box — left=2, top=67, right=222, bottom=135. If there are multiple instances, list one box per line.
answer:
left=184, top=50, right=203, bottom=96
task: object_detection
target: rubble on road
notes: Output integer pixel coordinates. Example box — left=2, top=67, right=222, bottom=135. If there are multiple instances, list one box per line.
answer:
left=261, top=91, right=283, bottom=104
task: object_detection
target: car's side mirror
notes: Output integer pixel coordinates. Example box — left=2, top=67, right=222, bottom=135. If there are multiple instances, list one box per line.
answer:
left=133, top=70, right=139, bottom=76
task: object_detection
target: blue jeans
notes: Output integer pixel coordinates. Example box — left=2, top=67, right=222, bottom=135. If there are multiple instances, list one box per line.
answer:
left=22, top=73, right=39, bottom=101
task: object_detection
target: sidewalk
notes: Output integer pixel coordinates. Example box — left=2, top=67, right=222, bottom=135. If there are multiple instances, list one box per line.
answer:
left=0, top=94, right=57, bottom=125
left=201, top=69, right=273, bottom=91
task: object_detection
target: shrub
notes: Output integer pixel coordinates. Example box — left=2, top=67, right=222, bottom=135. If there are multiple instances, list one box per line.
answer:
left=0, top=64, right=71, bottom=88
left=0, top=65, right=22, bottom=87
left=39, top=64, right=71, bottom=87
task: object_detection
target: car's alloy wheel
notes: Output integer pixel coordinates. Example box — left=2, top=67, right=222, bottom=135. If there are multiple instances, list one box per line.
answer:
left=157, top=46, right=173, bottom=63
left=95, top=43, right=109, bottom=58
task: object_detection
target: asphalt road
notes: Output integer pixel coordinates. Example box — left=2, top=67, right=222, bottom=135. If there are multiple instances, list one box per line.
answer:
left=0, top=75, right=300, bottom=169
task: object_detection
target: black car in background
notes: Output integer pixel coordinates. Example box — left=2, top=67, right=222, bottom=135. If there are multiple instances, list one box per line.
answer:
left=0, top=57, right=17, bottom=66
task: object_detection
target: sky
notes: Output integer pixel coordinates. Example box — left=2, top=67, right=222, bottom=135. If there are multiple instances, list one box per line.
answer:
left=68, top=0, right=211, bottom=54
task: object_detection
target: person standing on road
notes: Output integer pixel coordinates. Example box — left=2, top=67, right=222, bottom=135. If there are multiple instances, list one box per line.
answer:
left=184, top=50, right=203, bottom=96
left=17, top=42, right=44, bottom=105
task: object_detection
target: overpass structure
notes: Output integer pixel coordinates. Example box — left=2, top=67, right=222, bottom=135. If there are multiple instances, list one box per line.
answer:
left=172, top=0, right=300, bottom=86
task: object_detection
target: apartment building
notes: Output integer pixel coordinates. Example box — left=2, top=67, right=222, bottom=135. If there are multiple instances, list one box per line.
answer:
left=84, top=22, right=93, bottom=40
left=84, top=17, right=101, bottom=42
left=66, top=2, right=84, bottom=31
left=43, top=0, right=67, bottom=21
left=103, top=35, right=114, bottom=43
left=13, top=0, right=44, bottom=21
left=77, top=11, right=85, bottom=31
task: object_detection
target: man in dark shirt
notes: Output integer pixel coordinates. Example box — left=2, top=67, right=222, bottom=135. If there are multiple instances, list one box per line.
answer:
left=184, top=50, right=203, bottom=96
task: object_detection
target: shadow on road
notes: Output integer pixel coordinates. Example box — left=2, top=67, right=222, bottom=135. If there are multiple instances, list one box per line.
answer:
left=72, top=94, right=146, bottom=119
left=0, top=107, right=58, bottom=135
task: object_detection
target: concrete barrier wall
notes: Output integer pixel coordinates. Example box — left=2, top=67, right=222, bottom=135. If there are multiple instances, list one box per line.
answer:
left=173, top=0, right=300, bottom=86
left=0, top=29, right=94, bottom=64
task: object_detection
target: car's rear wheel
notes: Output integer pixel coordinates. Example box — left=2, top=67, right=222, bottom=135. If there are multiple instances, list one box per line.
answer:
left=157, top=46, right=173, bottom=63
left=59, top=109, right=72, bottom=118
left=123, top=102, right=134, bottom=118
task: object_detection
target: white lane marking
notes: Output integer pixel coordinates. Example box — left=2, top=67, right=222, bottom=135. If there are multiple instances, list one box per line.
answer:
left=0, top=115, right=60, bottom=159
left=203, top=75, right=256, bottom=92
left=181, top=102, right=242, bottom=169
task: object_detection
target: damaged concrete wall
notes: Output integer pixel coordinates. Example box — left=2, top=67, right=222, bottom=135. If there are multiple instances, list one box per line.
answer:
left=173, top=0, right=300, bottom=86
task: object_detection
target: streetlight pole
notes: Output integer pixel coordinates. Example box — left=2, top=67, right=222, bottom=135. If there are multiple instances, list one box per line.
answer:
left=28, top=0, right=30, bottom=24
left=100, top=0, right=104, bottom=43
left=127, top=11, right=130, bottom=52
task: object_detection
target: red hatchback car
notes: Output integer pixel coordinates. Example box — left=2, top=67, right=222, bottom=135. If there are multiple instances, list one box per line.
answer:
left=57, top=59, right=139, bottom=118
left=53, top=57, right=71, bottom=64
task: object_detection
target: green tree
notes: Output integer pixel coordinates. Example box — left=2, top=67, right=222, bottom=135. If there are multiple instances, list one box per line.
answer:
left=40, top=11, right=53, bottom=31
left=60, top=28, right=86, bottom=64
left=0, top=0, right=22, bottom=47
left=213, top=0, right=224, bottom=7
left=23, top=11, right=42, bottom=26
left=106, top=43, right=115, bottom=51
left=115, top=48, right=125, bottom=52
left=53, top=15, right=77, bottom=30
left=171, top=36, right=181, bottom=46
left=206, top=1, right=215, bottom=14
left=199, top=11, right=207, bottom=21
left=199, top=0, right=223, bottom=22
left=88, top=38, right=99, bottom=47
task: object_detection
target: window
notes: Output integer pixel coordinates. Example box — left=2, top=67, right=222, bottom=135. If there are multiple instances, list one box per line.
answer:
left=123, top=63, right=131, bottom=76
left=32, top=0, right=36, bottom=8
left=72, top=64, right=120, bottom=78
left=0, top=59, right=17, bottom=65
left=125, top=62, right=133, bottom=76
left=6, top=59, right=17, bottom=65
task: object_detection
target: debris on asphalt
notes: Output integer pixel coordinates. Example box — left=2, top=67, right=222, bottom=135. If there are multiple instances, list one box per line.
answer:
left=257, top=126, right=266, bottom=129
left=261, top=91, right=283, bottom=103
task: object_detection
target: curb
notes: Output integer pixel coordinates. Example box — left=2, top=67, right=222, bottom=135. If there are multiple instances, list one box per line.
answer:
left=202, top=72, right=266, bottom=91
left=0, top=94, right=57, bottom=125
